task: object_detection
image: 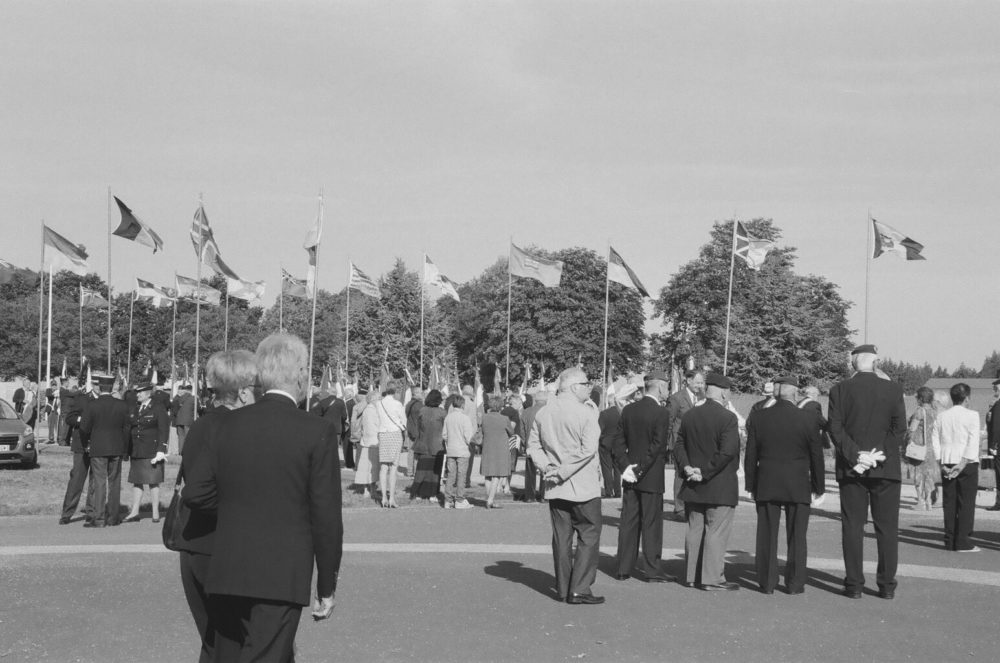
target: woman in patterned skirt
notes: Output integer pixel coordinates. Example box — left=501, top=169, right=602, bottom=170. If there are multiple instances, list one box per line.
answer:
left=907, top=387, right=939, bottom=510
left=377, top=383, right=407, bottom=508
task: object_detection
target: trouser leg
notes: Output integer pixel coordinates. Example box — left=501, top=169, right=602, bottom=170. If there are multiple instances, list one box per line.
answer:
left=684, top=503, right=707, bottom=584
left=568, top=497, right=603, bottom=596
left=60, top=452, right=90, bottom=519
left=455, top=456, right=468, bottom=501
left=549, top=499, right=574, bottom=598
left=342, top=436, right=355, bottom=469
left=639, top=490, right=664, bottom=574
left=616, top=487, right=641, bottom=575
left=838, top=480, right=868, bottom=591
left=179, top=551, right=215, bottom=663
left=524, top=456, right=537, bottom=501
left=673, top=464, right=685, bottom=514
left=106, top=457, right=122, bottom=523
left=702, top=505, right=734, bottom=586
left=785, top=502, right=810, bottom=591
left=755, top=502, right=779, bottom=591
left=869, top=479, right=900, bottom=592
left=955, top=463, right=979, bottom=550
left=89, top=457, right=109, bottom=525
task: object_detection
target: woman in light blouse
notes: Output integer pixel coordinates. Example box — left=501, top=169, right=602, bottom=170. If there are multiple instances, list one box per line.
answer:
left=930, top=383, right=982, bottom=552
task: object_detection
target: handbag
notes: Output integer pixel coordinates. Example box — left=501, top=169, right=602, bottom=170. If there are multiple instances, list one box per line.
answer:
left=905, top=408, right=928, bottom=462
left=161, top=465, right=189, bottom=552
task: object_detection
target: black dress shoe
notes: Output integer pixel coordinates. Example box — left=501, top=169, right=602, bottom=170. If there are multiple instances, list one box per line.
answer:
left=843, top=589, right=863, bottom=599
left=58, top=517, right=71, bottom=525
left=566, top=593, right=605, bottom=605
left=614, top=574, right=630, bottom=581
left=701, top=582, right=740, bottom=591
left=644, top=573, right=678, bottom=583
left=82, top=522, right=106, bottom=528
left=878, top=589, right=895, bottom=600
left=785, top=587, right=805, bottom=595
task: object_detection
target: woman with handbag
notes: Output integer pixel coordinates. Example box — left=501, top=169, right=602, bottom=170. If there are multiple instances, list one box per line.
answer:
left=906, top=387, right=940, bottom=510
left=175, top=349, right=258, bottom=662
left=376, top=383, right=407, bottom=508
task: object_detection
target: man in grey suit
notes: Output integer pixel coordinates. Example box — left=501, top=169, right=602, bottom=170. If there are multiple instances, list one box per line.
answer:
left=527, top=367, right=603, bottom=605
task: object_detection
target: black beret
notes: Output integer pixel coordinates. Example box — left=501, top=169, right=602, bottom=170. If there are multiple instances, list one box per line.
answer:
left=773, top=375, right=800, bottom=388
left=851, top=344, right=878, bottom=355
left=705, top=373, right=732, bottom=389
left=134, top=382, right=154, bottom=393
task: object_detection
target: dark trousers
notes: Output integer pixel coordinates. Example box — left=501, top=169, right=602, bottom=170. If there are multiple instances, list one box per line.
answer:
left=212, top=595, right=302, bottom=663
left=60, top=451, right=94, bottom=520
left=90, top=456, right=122, bottom=525
left=341, top=435, right=355, bottom=469
left=993, top=458, right=1000, bottom=506
left=549, top=497, right=602, bottom=598
left=523, top=456, right=545, bottom=501
left=175, top=425, right=189, bottom=454
left=672, top=465, right=685, bottom=514
left=180, top=551, right=215, bottom=663
left=839, top=477, right=900, bottom=592
left=942, top=463, right=978, bottom=550
left=616, top=487, right=664, bottom=576
left=599, top=446, right=620, bottom=497
left=755, top=501, right=810, bottom=592
left=47, top=409, right=59, bottom=442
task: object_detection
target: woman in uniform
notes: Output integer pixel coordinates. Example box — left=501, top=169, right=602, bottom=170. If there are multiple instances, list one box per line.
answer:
left=124, top=382, right=170, bottom=523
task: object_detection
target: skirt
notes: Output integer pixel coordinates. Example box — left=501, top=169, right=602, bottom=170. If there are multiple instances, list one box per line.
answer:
left=378, top=430, right=404, bottom=464
left=128, top=458, right=164, bottom=486
left=354, top=445, right=378, bottom=485
left=411, top=452, right=444, bottom=499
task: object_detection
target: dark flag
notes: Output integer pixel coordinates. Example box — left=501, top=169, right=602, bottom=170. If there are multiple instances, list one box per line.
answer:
left=112, top=197, right=164, bottom=253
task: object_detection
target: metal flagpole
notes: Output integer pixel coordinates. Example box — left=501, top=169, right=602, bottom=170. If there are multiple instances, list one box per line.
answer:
left=722, top=219, right=738, bottom=376
left=107, top=187, right=113, bottom=372
left=126, top=289, right=135, bottom=384
left=865, top=210, right=872, bottom=343
left=279, top=265, right=284, bottom=332
left=46, top=266, right=53, bottom=382
left=37, top=222, right=45, bottom=386
left=419, top=253, right=425, bottom=389
left=505, top=239, right=513, bottom=388
left=601, top=243, right=611, bottom=409
left=345, top=259, right=351, bottom=368
left=170, top=299, right=177, bottom=387
left=193, top=194, right=203, bottom=413
left=224, top=293, right=229, bottom=352
left=79, top=284, right=84, bottom=364
left=307, top=191, right=322, bottom=402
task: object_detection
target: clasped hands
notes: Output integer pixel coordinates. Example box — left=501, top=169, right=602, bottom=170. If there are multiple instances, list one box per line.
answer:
left=852, top=448, right=886, bottom=475
left=683, top=465, right=703, bottom=482
left=311, top=595, right=335, bottom=622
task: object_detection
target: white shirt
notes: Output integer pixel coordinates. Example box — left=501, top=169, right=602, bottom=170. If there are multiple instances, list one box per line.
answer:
left=265, top=389, right=298, bottom=406
left=931, top=404, right=981, bottom=465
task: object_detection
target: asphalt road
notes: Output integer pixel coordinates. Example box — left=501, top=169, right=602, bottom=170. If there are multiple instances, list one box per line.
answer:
left=2, top=476, right=999, bottom=663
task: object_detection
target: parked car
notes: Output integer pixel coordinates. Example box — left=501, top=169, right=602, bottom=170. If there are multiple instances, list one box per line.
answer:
left=0, top=398, right=37, bottom=468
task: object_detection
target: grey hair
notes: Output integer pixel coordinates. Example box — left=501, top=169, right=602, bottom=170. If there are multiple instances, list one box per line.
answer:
left=255, top=333, right=308, bottom=394
left=557, top=367, right=586, bottom=392
left=853, top=352, right=877, bottom=372
left=206, top=350, right=257, bottom=404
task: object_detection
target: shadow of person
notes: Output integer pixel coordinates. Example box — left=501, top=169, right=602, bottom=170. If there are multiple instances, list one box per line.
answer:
left=805, top=566, right=849, bottom=596
left=484, top=560, right=561, bottom=602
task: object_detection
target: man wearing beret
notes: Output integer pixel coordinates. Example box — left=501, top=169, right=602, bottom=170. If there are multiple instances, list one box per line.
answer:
left=675, top=373, right=742, bottom=590
left=610, top=370, right=674, bottom=582
left=987, top=379, right=1000, bottom=511
left=745, top=376, right=826, bottom=594
left=828, top=344, right=906, bottom=599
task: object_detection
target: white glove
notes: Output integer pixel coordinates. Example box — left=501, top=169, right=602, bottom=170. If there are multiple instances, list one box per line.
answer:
left=621, top=464, right=638, bottom=484
left=811, top=493, right=826, bottom=507
left=312, top=595, right=335, bottom=621
left=151, top=451, right=167, bottom=465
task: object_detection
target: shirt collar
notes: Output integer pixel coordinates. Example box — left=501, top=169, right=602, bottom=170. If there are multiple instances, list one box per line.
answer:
left=266, top=389, right=298, bottom=406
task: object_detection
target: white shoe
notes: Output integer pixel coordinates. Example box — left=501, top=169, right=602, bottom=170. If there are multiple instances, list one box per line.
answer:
left=956, top=546, right=982, bottom=553
left=443, top=501, right=454, bottom=509
left=454, top=500, right=473, bottom=510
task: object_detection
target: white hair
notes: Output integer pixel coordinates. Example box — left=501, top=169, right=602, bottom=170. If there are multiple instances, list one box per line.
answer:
left=557, top=367, right=587, bottom=392
left=255, top=333, right=308, bottom=394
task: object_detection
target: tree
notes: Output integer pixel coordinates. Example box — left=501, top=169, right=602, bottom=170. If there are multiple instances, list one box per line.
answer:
left=879, top=358, right=933, bottom=395
left=653, top=219, right=854, bottom=392
left=980, top=351, right=1000, bottom=380
left=951, top=362, right=978, bottom=379
left=445, top=247, right=647, bottom=387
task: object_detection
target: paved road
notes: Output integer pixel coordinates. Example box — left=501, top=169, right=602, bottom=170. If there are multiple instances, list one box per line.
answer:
left=3, top=476, right=999, bottom=662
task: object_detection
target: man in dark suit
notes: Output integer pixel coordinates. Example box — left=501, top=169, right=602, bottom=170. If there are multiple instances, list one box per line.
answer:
left=675, top=373, right=741, bottom=591
left=311, top=385, right=349, bottom=464
left=12, top=377, right=26, bottom=414
left=828, top=344, right=906, bottom=600
left=797, top=385, right=830, bottom=450
left=751, top=381, right=776, bottom=413
left=987, top=380, right=1000, bottom=511
left=170, top=383, right=196, bottom=454
left=77, top=374, right=130, bottom=528
left=58, top=376, right=93, bottom=524
left=611, top=370, right=673, bottom=582
left=745, top=376, right=826, bottom=594
left=184, top=333, right=343, bottom=660
left=665, top=371, right=704, bottom=521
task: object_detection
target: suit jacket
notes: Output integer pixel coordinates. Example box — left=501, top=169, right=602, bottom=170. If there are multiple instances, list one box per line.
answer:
left=526, top=392, right=601, bottom=502
left=987, top=400, right=1000, bottom=452
left=171, top=392, right=196, bottom=426
left=610, top=396, right=671, bottom=493
left=827, top=372, right=906, bottom=482
left=675, top=399, right=740, bottom=506
left=665, top=389, right=696, bottom=452
left=130, top=400, right=170, bottom=459
left=79, top=394, right=130, bottom=457
left=62, top=390, right=89, bottom=453
left=798, top=398, right=830, bottom=447
left=183, top=393, right=343, bottom=606
left=312, top=395, right=348, bottom=438
left=745, top=399, right=825, bottom=503
left=176, top=408, right=232, bottom=555
left=597, top=405, right=620, bottom=459
left=12, top=387, right=25, bottom=412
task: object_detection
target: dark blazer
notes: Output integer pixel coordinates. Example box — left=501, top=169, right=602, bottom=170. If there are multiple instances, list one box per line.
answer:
left=610, top=396, right=671, bottom=494
left=798, top=398, right=830, bottom=448
left=79, top=394, right=130, bottom=457
left=987, top=400, right=1000, bottom=452
left=827, top=372, right=906, bottom=482
left=312, top=395, right=348, bottom=438
left=183, top=393, right=343, bottom=606
left=130, top=400, right=170, bottom=459
left=745, top=399, right=825, bottom=503
left=176, top=408, right=232, bottom=555
left=674, top=399, right=740, bottom=506
left=598, top=405, right=621, bottom=456
left=170, top=392, right=196, bottom=426
left=665, top=389, right=696, bottom=451
left=12, top=387, right=25, bottom=412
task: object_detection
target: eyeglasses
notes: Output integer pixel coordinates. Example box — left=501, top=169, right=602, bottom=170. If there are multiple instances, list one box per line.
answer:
left=570, top=381, right=592, bottom=388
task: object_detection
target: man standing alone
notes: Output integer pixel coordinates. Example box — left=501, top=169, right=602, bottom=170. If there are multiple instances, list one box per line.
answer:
left=527, top=367, right=603, bottom=604
left=828, top=344, right=906, bottom=599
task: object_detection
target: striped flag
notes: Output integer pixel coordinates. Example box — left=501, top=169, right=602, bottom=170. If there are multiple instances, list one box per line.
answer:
left=734, top=221, right=775, bottom=271
left=43, top=225, right=89, bottom=275
left=112, top=196, right=164, bottom=253
left=509, top=243, right=563, bottom=287
left=281, top=269, right=309, bottom=299
left=873, top=219, right=925, bottom=260
left=423, top=255, right=460, bottom=302
left=79, top=285, right=110, bottom=309
left=135, top=278, right=176, bottom=308
left=607, top=246, right=649, bottom=297
left=190, top=204, right=239, bottom=279
left=175, top=274, right=222, bottom=306
left=226, top=277, right=266, bottom=303
left=349, top=262, right=381, bottom=298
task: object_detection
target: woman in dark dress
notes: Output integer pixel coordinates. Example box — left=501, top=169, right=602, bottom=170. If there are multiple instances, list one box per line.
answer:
left=481, top=395, right=516, bottom=508
left=177, top=349, right=258, bottom=663
left=124, top=382, right=170, bottom=523
left=410, top=389, right=446, bottom=501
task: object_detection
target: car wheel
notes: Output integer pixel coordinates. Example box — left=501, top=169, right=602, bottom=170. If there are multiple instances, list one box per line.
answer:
left=21, top=452, right=38, bottom=469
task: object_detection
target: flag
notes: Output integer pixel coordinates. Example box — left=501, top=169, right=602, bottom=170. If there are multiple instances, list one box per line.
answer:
left=873, top=219, right=925, bottom=261
left=423, top=255, right=460, bottom=302
left=509, top=243, right=563, bottom=287
left=734, top=222, right=774, bottom=271
left=349, top=262, right=382, bottom=298
left=175, top=274, right=222, bottom=306
left=80, top=285, right=110, bottom=309
left=304, top=208, right=322, bottom=297
left=607, top=246, right=649, bottom=297
left=474, top=366, right=484, bottom=409
left=520, top=362, right=531, bottom=396
left=112, top=196, right=164, bottom=253
left=190, top=204, right=240, bottom=279
left=0, top=258, right=37, bottom=285
left=281, top=269, right=309, bottom=299
left=61, top=357, right=67, bottom=379
left=43, top=225, right=89, bottom=275
left=135, top=278, right=176, bottom=308
left=225, top=277, right=266, bottom=303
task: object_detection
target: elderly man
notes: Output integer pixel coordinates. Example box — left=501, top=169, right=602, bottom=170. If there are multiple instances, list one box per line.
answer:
left=745, top=376, right=825, bottom=594
left=184, top=333, right=343, bottom=658
left=675, top=373, right=741, bottom=591
left=77, top=374, right=130, bottom=528
left=598, top=381, right=637, bottom=500
left=170, top=383, right=196, bottom=454
left=828, top=344, right=906, bottom=600
left=527, top=367, right=603, bottom=604
left=666, top=371, right=705, bottom=521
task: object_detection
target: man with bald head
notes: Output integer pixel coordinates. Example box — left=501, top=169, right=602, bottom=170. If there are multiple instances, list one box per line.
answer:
left=828, top=344, right=906, bottom=600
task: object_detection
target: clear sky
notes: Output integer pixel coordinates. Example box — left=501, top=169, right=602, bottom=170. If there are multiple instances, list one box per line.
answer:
left=2, top=1, right=998, bottom=371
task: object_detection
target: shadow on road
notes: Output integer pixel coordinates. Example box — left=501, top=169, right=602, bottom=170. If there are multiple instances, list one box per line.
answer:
left=483, top=560, right=561, bottom=602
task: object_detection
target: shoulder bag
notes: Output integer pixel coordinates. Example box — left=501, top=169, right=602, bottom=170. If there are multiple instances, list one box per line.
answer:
left=904, top=408, right=927, bottom=462
left=161, top=465, right=188, bottom=552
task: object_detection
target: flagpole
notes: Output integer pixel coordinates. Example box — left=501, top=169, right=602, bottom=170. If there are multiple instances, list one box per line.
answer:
left=46, top=265, right=54, bottom=383
left=79, top=284, right=84, bottom=365
left=279, top=265, right=284, bottom=332
left=126, top=290, right=135, bottom=384
left=106, top=186, right=113, bottom=373
left=864, top=210, right=872, bottom=343
left=419, top=253, right=425, bottom=389
left=601, top=243, right=611, bottom=409
left=722, top=219, right=738, bottom=376
left=171, top=298, right=177, bottom=388
left=224, top=293, right=230, bottom=352
left=193, top=194, right=203, bottom=410
left=345, top=259, right=351, bottom=368
left=36, top=222, right=44, bottom=386
left=307, top=191, right=323, bottom=403
left=505, top=239, right=513, bottom=389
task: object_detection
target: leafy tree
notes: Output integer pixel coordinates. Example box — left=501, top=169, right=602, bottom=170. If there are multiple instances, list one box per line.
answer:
left=653, top=219, right=853, bottom=392
left=879, top=358, right=933, bottom=395
left=980, top=351, right=1000, bottom=380
left=951, top=362, right=978, bottom=379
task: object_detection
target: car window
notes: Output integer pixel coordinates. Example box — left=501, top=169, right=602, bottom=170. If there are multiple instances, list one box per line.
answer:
left=0, top=400, right=20, bottom=419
